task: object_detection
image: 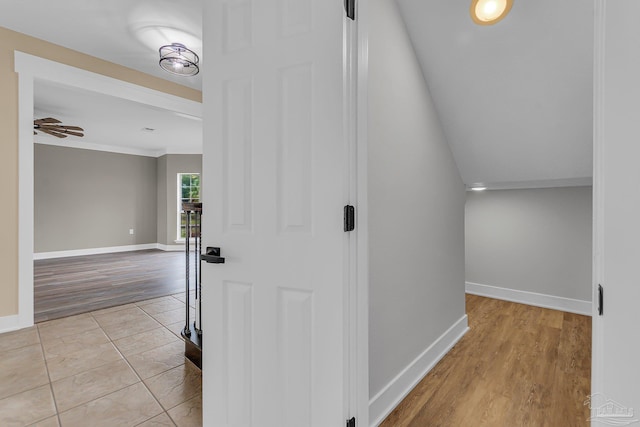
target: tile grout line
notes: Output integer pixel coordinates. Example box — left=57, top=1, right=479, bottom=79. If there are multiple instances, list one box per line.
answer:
left=47, top=310, right=168, bottom=425
left=46, top=313, right=144, bottom=415
left=91, top=306, right=164, bottom=342
left=160, top=314, right=202, bottom=423
left=3, top=295, right=191, bottom=426
left=97, top=304, right=187, bottom=427
left=39, top=321, right=117, bottom=387
left=0, top=340, right=50, bottom=403
left=35, top=324, right=63, bottom=427
left=146, top=298, right=194, bottom=426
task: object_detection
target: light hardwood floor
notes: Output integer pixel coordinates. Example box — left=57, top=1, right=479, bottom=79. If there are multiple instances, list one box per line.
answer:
left=381, top=295, right=591, bottom=427
left=34, top=250, right=193, bottom=322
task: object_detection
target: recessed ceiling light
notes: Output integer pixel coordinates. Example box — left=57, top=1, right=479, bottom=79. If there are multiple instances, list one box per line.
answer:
left=470, top=0, right=513, bottom=25
left=470, top=186, right=487, bottom=191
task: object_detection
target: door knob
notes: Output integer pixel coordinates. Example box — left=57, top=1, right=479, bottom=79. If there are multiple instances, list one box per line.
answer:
left=201, top=247, right=225, bottom=264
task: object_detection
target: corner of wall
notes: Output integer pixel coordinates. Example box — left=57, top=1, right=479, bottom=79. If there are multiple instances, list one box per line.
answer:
left=368, top=315, right=469, bottom=426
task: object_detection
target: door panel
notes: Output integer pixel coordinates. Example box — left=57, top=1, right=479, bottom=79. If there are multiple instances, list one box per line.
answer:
left=222, top=78, right=253, bottom=233
left=278, top=63, right=313, bottom=234
left=202, top=1, right=349, bottom=425
left=223, top=281, right=253, bottom=425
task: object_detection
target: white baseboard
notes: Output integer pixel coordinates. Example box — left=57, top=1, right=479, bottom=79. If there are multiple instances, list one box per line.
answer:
left=0, top=315, right=21, bottom=334
left=369, top=315, right=469, bottom=427
left=465, top=282, right=592, bottom=316
left=33, top=243, right=191, bottom=259
left=34, top=243, right=160, bottom=260
left=157, top=244, right=186, bottom=252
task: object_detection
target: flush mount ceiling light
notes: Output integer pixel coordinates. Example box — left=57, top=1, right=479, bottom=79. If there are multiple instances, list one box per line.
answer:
left=470, top=0, right=513, bottom=25
left=159, top=43, right=199, bottom=76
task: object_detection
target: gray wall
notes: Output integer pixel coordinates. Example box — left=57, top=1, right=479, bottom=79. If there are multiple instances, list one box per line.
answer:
left=156, top=154, right=202, bottom=246
left=35, top=146, right=203, bottom=252
left=465, top=187, right=592, bottom=301
left=34, top=144, right=157, bottom=252
left=156, top=155, right=168, bottom=245
left=368, top=0, right=466, bottom=398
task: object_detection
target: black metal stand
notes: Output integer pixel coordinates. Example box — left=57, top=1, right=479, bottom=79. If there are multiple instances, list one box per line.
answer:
left=181, top=202, right=202, bottom=369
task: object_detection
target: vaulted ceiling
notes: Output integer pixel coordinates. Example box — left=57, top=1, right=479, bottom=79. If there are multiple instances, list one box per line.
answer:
left=0, top=0, right=593, bottom=186
left=396, top=0, right=594, bottom=188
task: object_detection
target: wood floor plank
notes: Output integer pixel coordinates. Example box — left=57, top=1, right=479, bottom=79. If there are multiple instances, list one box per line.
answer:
left=381, top=295, right=591, bottom=427
left=34, top=250, right=194, bottom=322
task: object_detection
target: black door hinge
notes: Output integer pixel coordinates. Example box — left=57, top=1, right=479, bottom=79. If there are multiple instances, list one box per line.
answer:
left=344, top=0, right=355, bottom=20
left=344, top=205, right=355, bottom=232
left=347, top=417, right=356, bottom=427
left=598, top=284, right=604, bottom=316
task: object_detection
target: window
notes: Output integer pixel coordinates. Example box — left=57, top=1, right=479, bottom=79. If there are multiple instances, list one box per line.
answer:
left=177, top=173, right=201, bottom=240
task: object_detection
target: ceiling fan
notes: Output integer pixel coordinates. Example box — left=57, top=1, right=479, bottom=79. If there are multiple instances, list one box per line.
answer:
left=34, top=117, right=84, bottom=139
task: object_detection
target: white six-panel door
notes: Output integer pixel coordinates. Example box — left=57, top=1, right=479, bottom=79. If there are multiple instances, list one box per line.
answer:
left=201, top=1, right=351, bottom=425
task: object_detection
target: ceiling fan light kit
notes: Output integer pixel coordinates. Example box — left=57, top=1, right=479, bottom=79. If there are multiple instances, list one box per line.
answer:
left=159, top=43, right=200, bottom=76
left=470, top=0, right=513, bottom=25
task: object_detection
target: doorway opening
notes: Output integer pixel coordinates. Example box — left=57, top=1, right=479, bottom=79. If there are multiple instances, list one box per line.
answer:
left=15, top=52, right=202, bottom=328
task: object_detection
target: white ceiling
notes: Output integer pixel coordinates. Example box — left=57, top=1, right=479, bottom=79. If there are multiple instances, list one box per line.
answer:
left=396, top=0, right=594, bottom=188
left=0, top=0, right=202, bottom=91
left=0, top=0, right=203, bottom=156
left=34, top=79, right=202, bottom=157
left=2, top=0, right=593, bottom=186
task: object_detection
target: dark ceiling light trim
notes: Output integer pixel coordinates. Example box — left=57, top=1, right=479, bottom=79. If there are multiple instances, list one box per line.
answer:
left=470, top=0, right=513, bottom=26
left=159, top=43, right=200, bottom=77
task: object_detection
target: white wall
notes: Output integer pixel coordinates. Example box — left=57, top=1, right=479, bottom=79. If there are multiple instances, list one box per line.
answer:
left=465, top=187, right=592, bottom=310
left=368, top=0, right=467, bottom=423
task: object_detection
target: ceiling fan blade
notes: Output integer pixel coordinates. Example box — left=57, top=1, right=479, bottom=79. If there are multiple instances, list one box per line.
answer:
left=37, top=126, right=84, bottom=136
left=34, top=117, right=62, bottom=124
left=61, top=130, right=84, bottom=137
left=39, top=125, right=73, bottom=131
left=38, top=124, right=84, bottom=132
left=34, top=118, right=84, bottom=138
left=38, top=128, right=67, bottom=138
left=58, top=126, right=84, bottom=132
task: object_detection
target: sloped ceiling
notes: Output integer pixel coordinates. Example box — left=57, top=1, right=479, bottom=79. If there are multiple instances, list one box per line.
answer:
left=395, top=0, right=594, bottom=188
left=0, top=0, right=592, bottom=186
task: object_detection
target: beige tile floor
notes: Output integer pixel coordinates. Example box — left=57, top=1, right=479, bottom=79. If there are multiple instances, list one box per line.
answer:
left=0, top=293, right=202, bottom=427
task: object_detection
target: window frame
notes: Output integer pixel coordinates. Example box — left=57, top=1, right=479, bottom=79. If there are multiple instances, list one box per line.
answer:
left=176, top=172, right=201, bottom=241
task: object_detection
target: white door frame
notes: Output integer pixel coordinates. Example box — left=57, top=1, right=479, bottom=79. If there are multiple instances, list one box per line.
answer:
left=591, top=0, right=605, bottom=409
left=339, top=0, right=371, bottom=423
left=13, top=51, right=202, bottom=330
left=354, top=0, right=371, bottom=425
left=591, top=0, right=605, bottom=412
